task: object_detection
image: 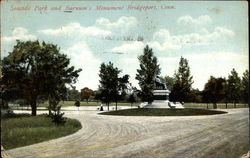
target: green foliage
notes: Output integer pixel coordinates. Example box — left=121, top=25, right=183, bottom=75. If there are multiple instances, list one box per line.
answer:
left=136, top=45, right=160, bottom=103
left=170, top=57, right=193, bottom=102
left=161, top=75, right=175, bottom=91
left=227, top=69, right=241, bottom=107
left=2, top=40, right=81, bottom=116
left=187, top=89, right=202, bottom=103
left=128, top=93, right=136, bottom=106
left=241, top=70, right=249, bottom=104
left=48, top=96, right=65, bottom=124
left=202, top=76, right=225, bottom=109
left=1, top=114, right=81, bottom=149
left=98, top=62, right=130, bottom=110
left=99, top=62, right=120, bottom=110
left=80, top=87, right=94, bottom=102
left=66, top=86, right=80, bottom=101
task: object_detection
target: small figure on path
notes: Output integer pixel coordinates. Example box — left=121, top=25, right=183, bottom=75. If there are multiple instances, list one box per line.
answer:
left=100, top=104, right=103, bottom=111
left=75, top=101, right=80, bottom=111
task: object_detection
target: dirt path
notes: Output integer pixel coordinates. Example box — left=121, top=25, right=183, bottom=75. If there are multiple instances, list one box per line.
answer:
left=6, top=108, right=249, bottom=158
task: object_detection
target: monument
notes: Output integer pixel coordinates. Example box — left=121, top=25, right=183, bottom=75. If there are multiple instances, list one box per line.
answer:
left=143, top=76, right=184, bottom=109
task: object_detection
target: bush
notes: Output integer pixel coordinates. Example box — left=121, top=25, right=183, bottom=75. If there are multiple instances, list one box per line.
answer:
left=47, top=97, right=65, bottom=125
left=48, top=105, right=65, bottom=125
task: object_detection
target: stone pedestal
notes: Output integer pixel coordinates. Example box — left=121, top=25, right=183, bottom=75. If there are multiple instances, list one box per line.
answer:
left=143, top=89, right=184, bottom=109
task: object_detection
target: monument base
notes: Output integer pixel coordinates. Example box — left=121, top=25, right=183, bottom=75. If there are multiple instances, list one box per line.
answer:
left=143, top=101, right=184, bottom=109
left=142, top=90, right=184, bottom=109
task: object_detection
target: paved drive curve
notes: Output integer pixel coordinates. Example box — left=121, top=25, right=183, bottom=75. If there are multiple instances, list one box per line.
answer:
left=7, top=107, right=249, bottom=158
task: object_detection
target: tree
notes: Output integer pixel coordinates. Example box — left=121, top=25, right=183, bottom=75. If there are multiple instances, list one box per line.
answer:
left=162, top=75, right=175, bottom=91
left=94, top=90, right=102, bottom=103
left=136, top=45, right=160, bottom=103
left=99, top=62, right=120, bottom=111
left=187, top=88, right=202, bottom=103
left=203, top=76, right=225, bottom=109
left=169, top=57, right=193, bottom=102
left=223, top=79, right=230, bottom=108
left=117, top=74, right=130, bottom=106
left=99, top=62, right=129, bottom=111
left=128, top=93, right=136, bottom=107
left=2, top=40, right=81, bottom=116
left=80, top=87, right=94, bottom=103
left=241, top=70, right=249, bottom=105
left=227, top=69, right=241, bottom=108
left=66, top=86, right=80, bottom=101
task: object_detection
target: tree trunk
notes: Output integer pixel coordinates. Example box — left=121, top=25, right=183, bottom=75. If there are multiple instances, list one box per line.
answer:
left=225, top=102, right=228, bottom=109
left=213, top=102, right=217, bottom=109
left=115, top=102, right=117, bottom=111
left=48, top=102, right=52, bottom=115
left=30, top=99, right=37, bottom=116
left=206, top=103, right=208, bottom=109
left=234, top=101, right=236, bottom=108
left=2, top=100, right=9, bottom=108
left=131, top=103, right=132, bottom=108
left=107, top=102, right=109, bottom=111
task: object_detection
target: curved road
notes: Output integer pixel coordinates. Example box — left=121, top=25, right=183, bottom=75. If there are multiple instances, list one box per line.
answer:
left=7, top=107, right=249, bottom=158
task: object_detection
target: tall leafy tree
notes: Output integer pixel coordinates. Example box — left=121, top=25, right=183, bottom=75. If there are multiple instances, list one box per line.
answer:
left=99, top=62, right=120, bottom=111
left=2, top=40, right=81, bottom=116
left=136, top=45, right=160, bottom=103
left=169, top=57, right=193, bottom=102
left=241, top=70, right=249, bottom=105
left=227, top=68, right=241, bottom=108
left=203, top=76, right=225, bottom=109
left=117, top=74, right=130, bottom=109
left=81, top=87, right=94, bottom=103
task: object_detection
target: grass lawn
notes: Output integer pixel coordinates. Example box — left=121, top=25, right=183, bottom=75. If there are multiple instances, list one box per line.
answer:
left=184, top=103, right=248, bottom=109
left=36, top=101, right=140, bottom=107
left=9, top=101, right=248, bottom=110
left=99, top=108, right=227, bottom=116
left=1, top=113, right=82, bottom=150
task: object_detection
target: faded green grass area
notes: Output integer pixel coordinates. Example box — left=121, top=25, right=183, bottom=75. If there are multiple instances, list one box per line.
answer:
left=9, top=101, right=248, bottom=110
left=1, top=114, right=82, bottom=150
left=99, top=108, right=227, bottom=116
left=37, top=101, right=140, bottom=107
left=184, top=103, right=248, bottom=109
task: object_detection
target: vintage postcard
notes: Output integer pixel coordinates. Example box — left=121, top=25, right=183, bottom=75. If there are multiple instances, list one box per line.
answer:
left=1, top=1, right=249, bottom=158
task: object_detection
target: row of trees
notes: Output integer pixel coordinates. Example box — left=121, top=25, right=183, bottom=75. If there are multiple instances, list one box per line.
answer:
left=132, top=45, right=249, bottom=109
left=203, top=69, right=249, bottom=108
left=62, top=44, right=249, bottom=110
left=1, top=40, right=248, bottom=115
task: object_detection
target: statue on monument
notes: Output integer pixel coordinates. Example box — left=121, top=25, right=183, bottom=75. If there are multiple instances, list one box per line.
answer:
left=154, top=76, right=167, bottom=90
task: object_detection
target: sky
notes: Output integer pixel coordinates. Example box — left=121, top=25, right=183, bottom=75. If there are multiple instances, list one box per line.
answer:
left=1, top=1, right=248, bottom=91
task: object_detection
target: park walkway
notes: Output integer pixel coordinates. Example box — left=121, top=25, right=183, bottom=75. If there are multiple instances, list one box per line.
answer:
left=5, top=107, right=249, bottom=158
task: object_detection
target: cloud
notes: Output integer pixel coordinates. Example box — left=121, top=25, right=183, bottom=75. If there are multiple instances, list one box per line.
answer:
left=38, top=22, right=112, bottom=37
left=177, top=15, right=212, bottom=25
left=148, top=26, right=235, bottom=53
left=38, top=16, right=137, bottom=38
left=95, top=16, right=137, bottom=31
left=156, top=52, right=248, bottom=90
left=111, top=41, right=144, bottom=54
left=62, top=42, right=101, bottom=90
left=1, top=27, right=37, bottom=42
left=184, top=52, right=248, bottom=90
left=214, top=26, right=235, bottom=37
